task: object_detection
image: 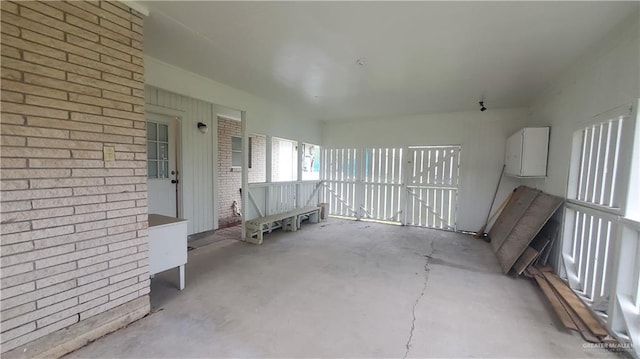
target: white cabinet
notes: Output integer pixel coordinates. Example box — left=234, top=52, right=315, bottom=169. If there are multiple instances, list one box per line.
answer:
left=149, top=214, right=188, bottom=290
left=505, top=127, right=549, bottom=177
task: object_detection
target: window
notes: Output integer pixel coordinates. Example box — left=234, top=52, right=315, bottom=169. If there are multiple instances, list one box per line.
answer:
left=147, top=122, right=169, bottom=179
left=302, top=143, right=320, bottom=181
left=271, top=137, right=297, bottom=182
left=562, top=104, right=635, bottom=317
left=231, top=136, right=242, bottom=168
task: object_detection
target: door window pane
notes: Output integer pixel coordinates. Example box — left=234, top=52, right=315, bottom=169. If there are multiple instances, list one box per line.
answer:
left=147, top=123, right=157, bottom=141
left=158, top=123, right=168, bottom=142
left=147, top=121, right=170, bottom=179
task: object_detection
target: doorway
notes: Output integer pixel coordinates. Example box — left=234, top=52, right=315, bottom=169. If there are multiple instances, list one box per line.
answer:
left=147, top=112, right=180, bottom=218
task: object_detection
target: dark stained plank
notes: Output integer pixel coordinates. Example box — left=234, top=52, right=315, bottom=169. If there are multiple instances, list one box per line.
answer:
left=542, top=271, right=609, bottom=337
left=533, top=274, right=578, bottom=331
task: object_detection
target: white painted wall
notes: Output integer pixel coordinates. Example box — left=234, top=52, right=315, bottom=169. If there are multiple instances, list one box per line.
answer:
left=145, top=56, right=322, bottom=144
left=145, top=56, right=323, bottom=234
left=145, top=86, right=216, bottom=235
left=525, top=12, right=639, bottom=198
left=322, top=108, right=529, bottom=231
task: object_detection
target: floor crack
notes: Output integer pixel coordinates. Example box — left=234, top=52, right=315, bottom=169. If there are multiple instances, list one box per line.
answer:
left=403, top=241, right=435, bottom=359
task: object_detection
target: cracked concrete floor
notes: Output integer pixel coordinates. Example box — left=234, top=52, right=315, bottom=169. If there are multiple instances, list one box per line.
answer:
left=66, top=219, right=620, bottom=358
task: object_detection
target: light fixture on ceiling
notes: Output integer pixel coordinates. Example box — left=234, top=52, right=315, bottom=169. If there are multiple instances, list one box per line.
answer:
left=479, top=101, right=487, bottom=112
left=355, top=58, right=366, bottom=66
left=197, top=122, right=208, bottom=134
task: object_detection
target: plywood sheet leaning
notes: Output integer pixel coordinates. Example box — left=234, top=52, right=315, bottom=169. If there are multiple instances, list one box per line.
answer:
left=514, top=247, right=543, bottom=275
left=541, top=271, right=609, bottom=337
left=496, top=192, right=563, bottom=273
left=514, top=219, right=558, bottom=275
left=535, top=220, right=560, bottom=267
left=489, top=186, right=540, bottom=252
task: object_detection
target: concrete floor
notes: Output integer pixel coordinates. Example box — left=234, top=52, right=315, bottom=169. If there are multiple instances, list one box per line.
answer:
left=66, top=219, right=620, bottom=358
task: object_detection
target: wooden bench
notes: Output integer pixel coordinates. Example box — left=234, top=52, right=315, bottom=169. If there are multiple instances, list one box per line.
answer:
left=244, top=206, right=321, bottom=244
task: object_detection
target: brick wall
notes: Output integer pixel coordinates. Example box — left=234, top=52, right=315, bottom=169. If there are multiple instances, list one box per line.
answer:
left=217, top=117, right=241, bottom=228
left=0, top=1, right=149, bottom=355
left=248, top=134, right=266, bottom=183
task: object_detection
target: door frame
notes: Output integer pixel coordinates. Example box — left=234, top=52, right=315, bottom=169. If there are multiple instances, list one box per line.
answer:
left=146, top=104, right=185, bottom=218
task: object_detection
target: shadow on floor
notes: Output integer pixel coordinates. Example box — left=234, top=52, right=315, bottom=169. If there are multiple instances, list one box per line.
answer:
left=187, top=225, right=241, bottom=250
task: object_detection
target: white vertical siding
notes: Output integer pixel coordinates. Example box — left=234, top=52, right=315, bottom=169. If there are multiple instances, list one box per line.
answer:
left=145, top=85, right=216, bottom=234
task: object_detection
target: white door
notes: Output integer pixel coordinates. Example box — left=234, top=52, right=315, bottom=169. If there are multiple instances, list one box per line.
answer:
left=147, top=113, right=179, bottom=217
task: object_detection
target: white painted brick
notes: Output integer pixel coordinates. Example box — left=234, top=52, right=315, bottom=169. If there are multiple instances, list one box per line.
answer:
left=75, top=216, right=136, bottom=233
left=1, top=322, right=36, bottom=343
left=109, top=279, right=148, bottom=300
left=1, top=207, right=74, bottom=224
left=79, top=276, right=136, bottom=303
left=75, top=230, right=133, bottom=251
left=0, top=242, right=35, bottom=256
left=106, top=206, right=146, bottom=219
left=0, top=282, right=35, bottom=301
left=36, top=262, right=107, bottom=289
left=29, top=177, right=105, bottom=189
left=1, top=188, right=73, bottom=202
left=31, top=195, right=105, bottom=209
left=1, top=244, right=75, bottom=269
left=35, top=246, right=108, bottom=270
left=1, top=280, right=76, bottom=311
left=1, top=262, right=34, bottom=278
left=77, top=261, right=136, bottom=286
left=0, top=200, right=32, bottom=213
left=2, top=297, right=77, bottom=332
left=0, top=302, right=36, bottom=322
left=0, top=221, right=31, bottom=234
left=1, top=262, right=76, bottom=289
left=1, top=315, right=77, bottom=353
left=36, top=279, right=108, bottom=308
left=79, top=291, right=139, bottom=321
left=34, top=228, right=107, bottom=250
left=74, top=200, right=135, bottom=214
left=36, top=295, right=107, bottom=328
left=73, top=184, right=135, bottom=196
left=0, top=180, right=28, bottom=191
left=108, top=251, right=146, bottom=268
left=31, top=211, right=106, bottom=230
left=106, top=221, right=145, bottom=235
left=1, top=225, right=75, bottom=246
left=107, top=235, right=146, bottom=251
left=109, top=266, right=147, bottom=284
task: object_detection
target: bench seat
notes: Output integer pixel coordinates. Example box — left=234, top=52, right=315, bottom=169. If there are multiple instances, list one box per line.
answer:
left=245, top=206, right=321, bottom=244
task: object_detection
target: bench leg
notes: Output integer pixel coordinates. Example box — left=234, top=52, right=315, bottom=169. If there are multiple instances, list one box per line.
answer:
left=179, top=265, right=185, bottom=290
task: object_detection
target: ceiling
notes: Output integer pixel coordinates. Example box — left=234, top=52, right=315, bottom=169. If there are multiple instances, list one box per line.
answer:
left=142, top=1, right=637, bottom=121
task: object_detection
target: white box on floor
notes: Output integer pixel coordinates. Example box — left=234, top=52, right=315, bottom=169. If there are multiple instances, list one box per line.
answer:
left=148, top=214, right=188, bottom=290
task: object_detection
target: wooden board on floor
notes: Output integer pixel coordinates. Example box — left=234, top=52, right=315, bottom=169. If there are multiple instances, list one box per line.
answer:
left=496, top=192, right=563, bottom=273
left=533, top=274, right=578, bottom=331
left=490, top=186, right=540, bottom=253
left=554, top=285, right=601, bottom=343
left=541, top=272, right=608, bottom=337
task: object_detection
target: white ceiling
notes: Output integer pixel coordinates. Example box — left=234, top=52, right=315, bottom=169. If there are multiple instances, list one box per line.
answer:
left=142, top=1, right=637, bottom=121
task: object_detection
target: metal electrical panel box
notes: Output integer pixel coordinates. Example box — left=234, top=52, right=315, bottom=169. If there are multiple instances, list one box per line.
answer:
left=505, top=127, right=549, bottom=177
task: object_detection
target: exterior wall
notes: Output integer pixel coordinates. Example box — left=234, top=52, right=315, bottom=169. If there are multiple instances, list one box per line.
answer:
left=321, top=108, right=529, bottom=232
left=248, top=134, right=266, bottom=183
left=217, top=117, right=242, bottom=228
left=0, top=1, right=150, bottom=355
left=144, top=85, right=215, bottom=234
left=144, top=56, right=323, bottom=146
left=526, top=11, right=639, bottom=198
